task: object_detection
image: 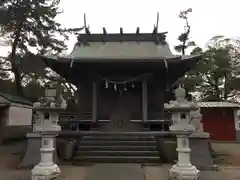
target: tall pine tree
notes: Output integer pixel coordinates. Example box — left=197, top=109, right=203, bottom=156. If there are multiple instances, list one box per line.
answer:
left=1, top=0, right=82, bottom=96
left=174, top=8, right=196, bottom=55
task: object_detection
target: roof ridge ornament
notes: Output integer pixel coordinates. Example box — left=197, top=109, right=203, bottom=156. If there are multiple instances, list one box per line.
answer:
left=102, top=27, right=107, bottom=43
left=136, top=27, right=140, bottom=34
left=152, top=12, right=161, bottom=44
left=152, top=12, right=159, bottom=34
left=120, top=27, right=123, bottom=42
left=84, top=13, right=90, bottom=35
left=155, top=12, right=159, bottom=33
left=120, top=27, right=123, bottom=34
left=103, top=27, right=107, bottom=35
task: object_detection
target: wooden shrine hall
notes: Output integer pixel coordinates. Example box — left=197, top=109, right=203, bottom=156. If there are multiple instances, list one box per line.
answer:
left=19, top=25, right=215, bottom=166
left=42, top=26, right=202, bottom=132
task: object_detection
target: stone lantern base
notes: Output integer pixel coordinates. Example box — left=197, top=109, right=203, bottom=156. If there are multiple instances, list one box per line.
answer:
left=169, top=124, right=195, bottom=132
left=169, top=164, right=200, bottom=180
left=31, top=163, right=60, bottom=180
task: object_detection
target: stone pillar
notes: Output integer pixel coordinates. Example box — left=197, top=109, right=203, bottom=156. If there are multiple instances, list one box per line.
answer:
left=142, top=79, right=148, bottom=122
left=169, top=132, right=199, bottom=180
left=32, top=133, right=60, bottom=180
left=165, top=86, right=200, bottom=180
left=92, top=82, right=97, bottom=122
left=31, top=85, right=67, bottom=180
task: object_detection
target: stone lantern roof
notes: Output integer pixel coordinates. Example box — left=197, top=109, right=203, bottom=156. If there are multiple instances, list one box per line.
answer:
left=164, top=86, right=199, bottom=111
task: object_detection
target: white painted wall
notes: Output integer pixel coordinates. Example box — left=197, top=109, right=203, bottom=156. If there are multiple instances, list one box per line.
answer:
left=235, top=109, right=240, bottom=130
left=7, top=106, right=32, bottom=126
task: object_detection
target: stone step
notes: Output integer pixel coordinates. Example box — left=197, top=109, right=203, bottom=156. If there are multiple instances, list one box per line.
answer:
left=81, top=136, right=155, bottom=141
left=73, top=156, right=161, bottom=163
left=79, top=140, right=156, bottom=146
left=75, top=150, right=159, bottom=157
left=73, top=133, right=159, bottom=164
left=77, top=145, right=158, bottom=151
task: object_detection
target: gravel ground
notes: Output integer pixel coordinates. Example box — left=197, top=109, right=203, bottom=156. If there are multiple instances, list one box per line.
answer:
left=1, top=165, right=240, bottom=180
left=212, top=142, right=240, bottom=166
left=144, top=165, right=240, bottom=180
left=1, top=141, right=240, bottom=180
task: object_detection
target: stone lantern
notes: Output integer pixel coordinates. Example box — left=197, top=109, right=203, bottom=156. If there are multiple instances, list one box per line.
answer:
left=167, top=86, right=198, bottom=132
left=165, top=86, right=200, bottom=180
left=31, top=85, right=67, bottom=180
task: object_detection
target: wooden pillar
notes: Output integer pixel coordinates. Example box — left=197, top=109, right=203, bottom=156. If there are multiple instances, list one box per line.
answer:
left=142, top=79, right=148, bottom=122
left=92, top=82, right=97, bottom=122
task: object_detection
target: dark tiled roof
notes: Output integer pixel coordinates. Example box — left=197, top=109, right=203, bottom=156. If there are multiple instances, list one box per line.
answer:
left=0, top=92, right=32, bottom=106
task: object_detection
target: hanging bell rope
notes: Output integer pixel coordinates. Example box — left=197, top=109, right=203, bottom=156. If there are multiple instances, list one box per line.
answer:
left=114, top=84, right=117, bottom=91
left=105, top=81, right=109, bottom=88
left=132, top=82, right=135, bottom=88
left=99, top=73, right=153, bottom=85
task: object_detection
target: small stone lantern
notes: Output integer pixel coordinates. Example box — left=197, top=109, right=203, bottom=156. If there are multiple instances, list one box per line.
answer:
left=164, top=86, right=200, bottom=180
left=31, top=86, right=67, bottom=180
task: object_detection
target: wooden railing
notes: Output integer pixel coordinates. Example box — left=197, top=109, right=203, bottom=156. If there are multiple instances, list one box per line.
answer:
left=58, top=130, right=191, bottom=137
left=58, top=111, right=172, bottom=131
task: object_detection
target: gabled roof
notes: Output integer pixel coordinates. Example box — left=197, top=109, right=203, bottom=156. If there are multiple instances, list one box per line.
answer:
left=63, top=41, right=176, bottom=60
left=43, top=31, right=202, bottom=62
left=198, top=101, right=240, bottom=108
left=48, top=32, right=178, bottom=61
left=0, top=92, right=32, bottom=106
left=40, top=31, right=202, bottom=86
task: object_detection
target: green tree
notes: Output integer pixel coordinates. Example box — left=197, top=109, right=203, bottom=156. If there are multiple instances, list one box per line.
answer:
left=0, top=0, right=83, bottom=96
left=183, top=36, right=240, bottom=101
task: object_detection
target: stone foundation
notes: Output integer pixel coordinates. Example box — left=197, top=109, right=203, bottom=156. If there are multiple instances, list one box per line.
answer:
left=156, top=132, right=215, bottom=170
left=189, top=132, right=215, bottom=170
left=156, top=134, right=177, bottom=163
left=0, top=125, right=32, bottom=144
left=19, top=133, right=59, bottom=169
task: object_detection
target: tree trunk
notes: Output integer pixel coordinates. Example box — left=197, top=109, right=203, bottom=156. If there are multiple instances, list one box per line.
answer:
left=181, top=26, right=190, bottom=56
left=214, top=78, right=221, bottom=101
left=182, top=42, right=186, bottom=56
left=223, top=73, right=228, bottom=100
left=10, top=22, right=24, bottom=96
left=12, top=63, right=23, bottom=96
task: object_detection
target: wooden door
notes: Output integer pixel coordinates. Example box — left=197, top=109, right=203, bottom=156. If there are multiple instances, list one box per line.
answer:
left=98, top=85, right=142, bottom=131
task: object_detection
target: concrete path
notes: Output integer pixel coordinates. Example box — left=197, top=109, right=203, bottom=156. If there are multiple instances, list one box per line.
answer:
left=84, top=164, right=145, bottom=180
left=2, top=164, right=240, bottom=180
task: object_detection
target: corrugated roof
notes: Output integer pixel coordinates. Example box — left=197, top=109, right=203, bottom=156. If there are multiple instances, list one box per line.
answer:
left=198, top=101, right=240, bottom=108
left=0, top=92, right=32, bottom=106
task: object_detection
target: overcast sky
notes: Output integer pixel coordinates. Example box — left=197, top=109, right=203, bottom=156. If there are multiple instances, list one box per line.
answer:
left=55, top=0, right=240, bottom=54
left=1, top=0, right=239, bottom=56
left=54, top=0, right=240, bottom=53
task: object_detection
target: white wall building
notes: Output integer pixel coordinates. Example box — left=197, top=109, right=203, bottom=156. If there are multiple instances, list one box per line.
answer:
left=0, top=92, right=33, bottom=143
